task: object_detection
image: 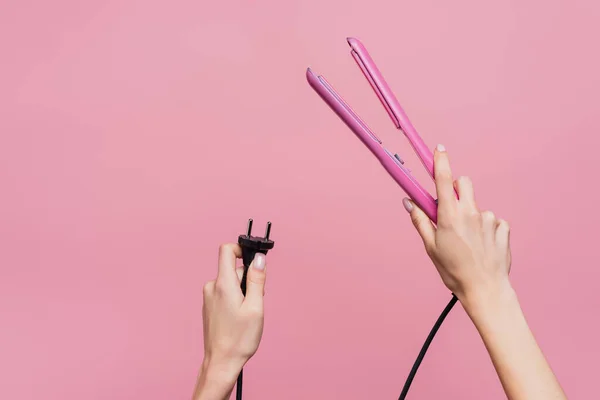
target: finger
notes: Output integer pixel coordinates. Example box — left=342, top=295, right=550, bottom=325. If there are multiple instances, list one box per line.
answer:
left=433, top=145, right=457, bottom=216
left=455, top=176, right=477, bottom=210
left=244, top=253, right=267, bottom=311
left=236, top=267, right=244, bottom=282
left=216, top=243, right=243, bottom=287
left=403, top=198, right=436, bottom=252
left=496, top=219, right=510, bottom=248
left=481, top=211, right=496, bottom=244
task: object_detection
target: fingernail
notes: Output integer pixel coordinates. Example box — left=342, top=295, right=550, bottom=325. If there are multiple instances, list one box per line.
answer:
left=253, top=253, right=266, bottom=271
left=436, top=144, right=446, bottom=152
left=402, top=198, right=413, bottom=213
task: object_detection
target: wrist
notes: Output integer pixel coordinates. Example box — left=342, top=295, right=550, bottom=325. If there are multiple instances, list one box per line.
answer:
left=460, top=279, right=518, bottom=324
left=194, top=356, right=243, bottom=400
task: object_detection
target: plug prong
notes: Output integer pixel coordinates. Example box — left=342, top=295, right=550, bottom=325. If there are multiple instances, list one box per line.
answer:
left=246, top=219, right=253, bottom=237
left=265, top=221, right=272, bottom=240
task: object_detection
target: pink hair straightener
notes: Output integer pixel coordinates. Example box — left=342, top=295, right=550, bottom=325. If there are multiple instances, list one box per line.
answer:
left=306, top=37, right=438, bottom=223
left=307, top=38, right=461, bottom=399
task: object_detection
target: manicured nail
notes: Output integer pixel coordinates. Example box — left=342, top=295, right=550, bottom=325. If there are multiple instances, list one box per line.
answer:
left=402, top=198, right=413, bottom=213
left=253, top=253, right=266, bottom=271
left=436, top=144, right=446, bottom=152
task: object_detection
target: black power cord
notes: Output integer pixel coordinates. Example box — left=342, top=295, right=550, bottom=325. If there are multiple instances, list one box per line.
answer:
left=399, top=294, right=458, bottom=399
left=236, top=219, right=275, bottom=400
left=233, top=217, right=452, bottom=400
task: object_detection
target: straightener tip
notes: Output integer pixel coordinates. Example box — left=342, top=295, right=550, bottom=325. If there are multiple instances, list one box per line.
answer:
left=346, top=37, right=359, bottom=47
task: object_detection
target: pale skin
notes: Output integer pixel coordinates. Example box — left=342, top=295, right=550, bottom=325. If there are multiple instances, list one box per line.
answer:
left=193, top=145, right=567, bottom=400
left=193, top=245, right=267, bottom=400
left=403, top=144, right=567, bottom=400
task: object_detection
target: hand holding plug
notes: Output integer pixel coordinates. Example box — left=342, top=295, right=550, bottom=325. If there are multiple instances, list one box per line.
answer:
left=194, top=220, right=274, bottom=400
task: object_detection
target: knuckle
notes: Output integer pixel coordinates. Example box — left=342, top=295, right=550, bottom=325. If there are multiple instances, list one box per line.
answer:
left=481, top=210, right=496, bottom=222
left=246, top=306, right=264, bottom=319
left=218, top=243, right=235, bottom=255
left=457, top=175, right=472, bottom=186
left=411, top=214, right=424, bottom=227
left=467, top=208, right=481, bottom=218
left=498, top=219, right=510, bottom=230
left=437, top=217, right=453, bottom=229
left=412, top=214, right=431, bottom=231
left=203, top=281, right=215, bottom=297
left=248, top=274, right=266, bottom=285
left=437, top=171, right=453, bottom=180
left=464, top=208, right=481, bottom=223
left=214, top=279, right=228, bottom=294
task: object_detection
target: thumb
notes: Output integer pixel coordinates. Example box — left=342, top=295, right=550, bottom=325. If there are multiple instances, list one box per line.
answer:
left=244, top=253, right=267, bottom=308
left=403, top=198, right=436, bottom=251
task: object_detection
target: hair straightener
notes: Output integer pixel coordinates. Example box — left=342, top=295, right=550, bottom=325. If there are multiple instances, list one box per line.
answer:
left=306, top=37, right=458, bottom=399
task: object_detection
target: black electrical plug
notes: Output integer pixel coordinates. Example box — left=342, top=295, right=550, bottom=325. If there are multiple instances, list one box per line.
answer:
left=237, top=219, right=274, bottom=295
left=235, top=219, right=274, bottom=400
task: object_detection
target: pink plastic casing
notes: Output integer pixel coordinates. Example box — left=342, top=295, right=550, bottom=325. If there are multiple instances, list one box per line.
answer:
left=306, top=68, right=438, bottom=223
left=347, top=37, right=435, bottom=179
left=347, top=38, right=433, bottom=178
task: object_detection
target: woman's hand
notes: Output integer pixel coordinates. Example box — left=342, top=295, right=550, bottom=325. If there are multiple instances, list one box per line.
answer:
left=403, top=145, right=566, bottom=400
left=402, top=144, right=512, bottom=311
left=193, top=244, right=268, bottom=400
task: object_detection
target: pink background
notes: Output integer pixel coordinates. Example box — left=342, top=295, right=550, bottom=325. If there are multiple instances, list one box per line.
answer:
left=1, top=0, right=599, bottom=398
